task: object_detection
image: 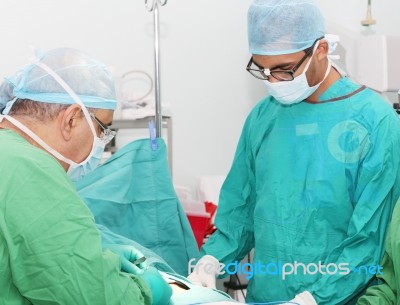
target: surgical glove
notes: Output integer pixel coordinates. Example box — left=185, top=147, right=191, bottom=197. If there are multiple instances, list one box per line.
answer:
left=142, top=266, right=172, bottom=305
left=187, top=255, right=220, bottom=289
left=282, top=291, right=318, bottom=305
left=103, top=244, right=148, bottom=275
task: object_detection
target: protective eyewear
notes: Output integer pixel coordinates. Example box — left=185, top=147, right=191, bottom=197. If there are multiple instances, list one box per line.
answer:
left=246, top=37, right=323, bottom=81
left=89, top=113, right=116, bottom=145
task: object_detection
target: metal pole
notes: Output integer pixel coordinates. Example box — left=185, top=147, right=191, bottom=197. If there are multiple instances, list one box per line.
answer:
left=145, top=0, right=167, bottom=137
left=153, top=3, right=162, bottom=138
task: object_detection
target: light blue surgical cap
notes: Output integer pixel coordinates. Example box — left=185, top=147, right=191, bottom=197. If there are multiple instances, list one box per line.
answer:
left=248, top=0, right=325, bottom=55
left=0, top=47, right=117, bottom=113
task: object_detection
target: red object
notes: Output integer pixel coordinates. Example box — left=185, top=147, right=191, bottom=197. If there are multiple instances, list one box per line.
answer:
left=187, top=213, right=210, bottom=249
left=186, top=201, right=218, bottom=249
left=204, top=201, right=218, bottom=236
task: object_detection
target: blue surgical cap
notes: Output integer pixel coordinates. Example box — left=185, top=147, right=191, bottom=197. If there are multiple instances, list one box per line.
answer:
left=248, top=0, right=325, bottom=55
left=0, top=47, right=117, bottom=113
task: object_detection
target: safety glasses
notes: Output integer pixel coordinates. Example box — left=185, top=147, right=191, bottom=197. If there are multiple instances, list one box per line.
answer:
left=89, top=113, right=116, bottom=145
left=246, top=37, right=324, bottom=81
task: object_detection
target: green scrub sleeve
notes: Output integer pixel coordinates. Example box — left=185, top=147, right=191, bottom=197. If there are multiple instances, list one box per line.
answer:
left=356, top=201, right=400, bottom=305
left=1, top=148, right=152, bottom=305
left=310, top=114, right=400, bottom=304
left=200, top=108, right=257, bottom=267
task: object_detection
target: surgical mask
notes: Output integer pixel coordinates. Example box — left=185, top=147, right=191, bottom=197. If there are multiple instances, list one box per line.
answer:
left=67, top=138, right=105, bottom=181
left=1, top=60, right=106, bottom=181
left=263, top=42, right=331, bottom=105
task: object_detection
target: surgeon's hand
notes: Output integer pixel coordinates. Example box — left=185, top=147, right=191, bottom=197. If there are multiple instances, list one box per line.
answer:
left=142, top=266, right=172, bottom=305
left=187, top=255, right=220, bottom=289
left=281, top=291, right=318, bottom=305
left=103, top=244, right=148, bottom=275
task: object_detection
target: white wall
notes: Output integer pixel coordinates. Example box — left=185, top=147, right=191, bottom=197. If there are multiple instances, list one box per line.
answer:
left=0, top=0, right=399, bottom=192
left=316, top=0, right=400, bottom=36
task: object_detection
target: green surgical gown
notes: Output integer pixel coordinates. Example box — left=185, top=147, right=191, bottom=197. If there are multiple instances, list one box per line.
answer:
left=201, top=77, right=400, bottom=304
left=0, top=129, right=152, bottom=305
left=356, top=199, right=400, bottom=305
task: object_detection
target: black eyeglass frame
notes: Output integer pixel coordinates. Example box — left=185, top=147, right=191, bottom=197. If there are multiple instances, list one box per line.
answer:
left=89, top=112, right=116, bottom=145
left=246, top=37, right=324, bottom=81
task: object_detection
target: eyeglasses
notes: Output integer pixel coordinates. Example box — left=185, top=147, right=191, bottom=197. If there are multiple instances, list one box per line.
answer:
left=89, top=113, right=116, bottom=145
left=246, top=37, right=323, bottom=81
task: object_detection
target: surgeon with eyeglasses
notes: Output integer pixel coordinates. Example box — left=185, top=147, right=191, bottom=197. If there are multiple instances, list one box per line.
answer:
left=0, top=47, right=172, bottom=305
left=188, top=0, right=400, bottom=304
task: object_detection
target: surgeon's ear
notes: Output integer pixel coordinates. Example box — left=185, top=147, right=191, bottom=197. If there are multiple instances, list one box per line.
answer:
left=316, top=39, right=329, bottom=61
left=59, top=104, right=82, bottom=141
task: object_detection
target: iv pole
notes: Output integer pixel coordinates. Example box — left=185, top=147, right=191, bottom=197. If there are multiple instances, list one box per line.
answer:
left=145, top=0, right=168, bottom=138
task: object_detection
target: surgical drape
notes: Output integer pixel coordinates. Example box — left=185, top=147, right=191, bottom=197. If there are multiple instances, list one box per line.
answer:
left=75, top=138, right=199, bottom=276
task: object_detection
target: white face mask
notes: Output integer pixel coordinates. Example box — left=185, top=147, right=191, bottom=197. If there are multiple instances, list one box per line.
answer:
left=66, top=137, right=105, bottom=181
left=263, top=42, right=331, bottom=105
left=0, top=61, right=106, bottom=181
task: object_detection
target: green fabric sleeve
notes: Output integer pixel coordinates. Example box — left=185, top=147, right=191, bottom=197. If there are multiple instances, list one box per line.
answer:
left=0, top=132, right=152, bottom=305
left=356, top=202, right=400, bottom=305
left=310, top=114, right=400, bottom=304
left=200, top=104, right=259, bottom=267
left=356, top=254, right=396, bottom=305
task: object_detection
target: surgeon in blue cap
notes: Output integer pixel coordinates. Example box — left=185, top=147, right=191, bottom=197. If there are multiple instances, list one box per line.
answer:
left=188, top=0, right=400, bottom=304
left=0, top=48, right=171, bottom=305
